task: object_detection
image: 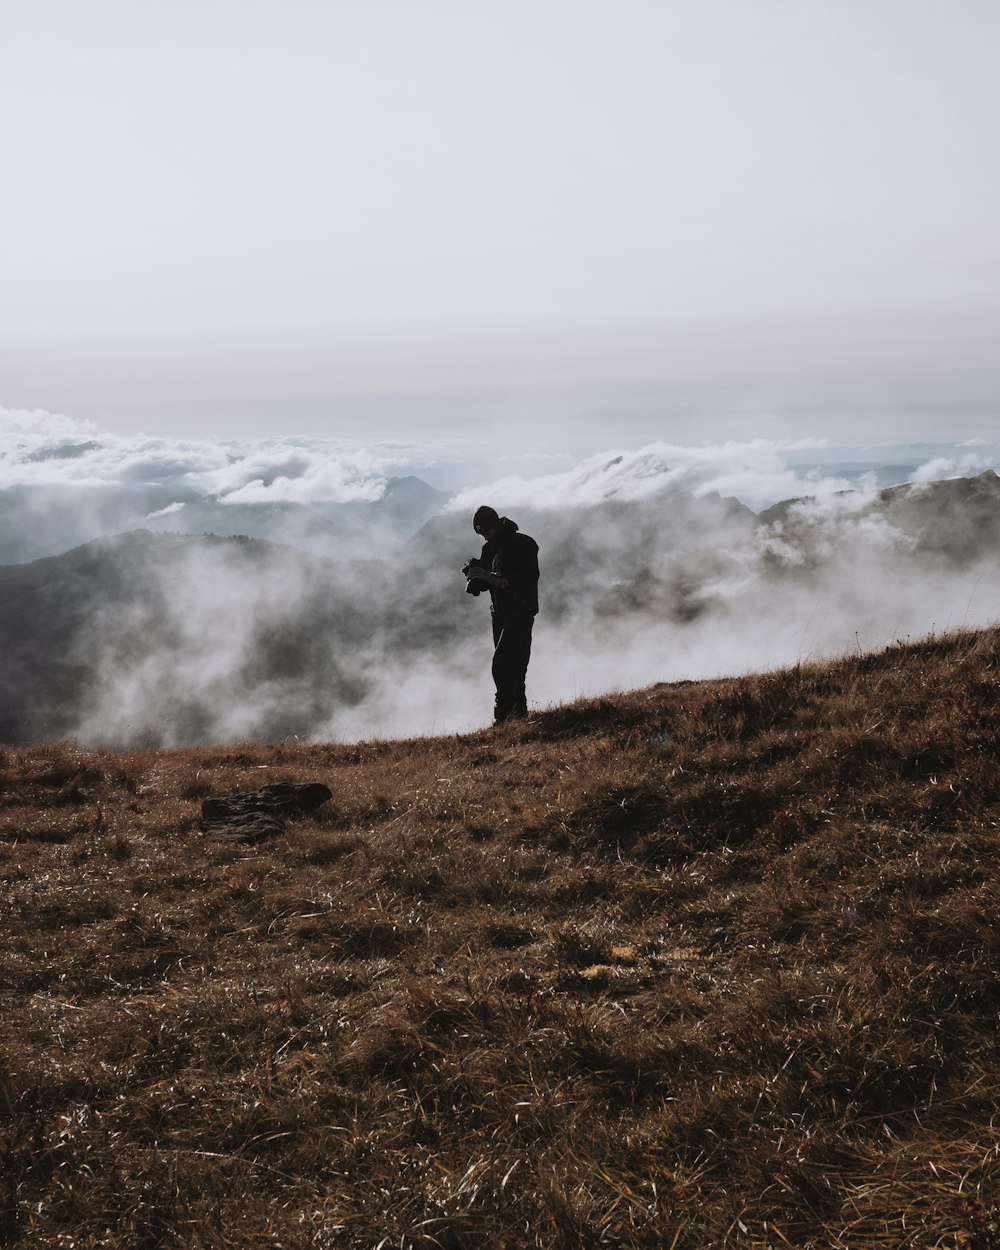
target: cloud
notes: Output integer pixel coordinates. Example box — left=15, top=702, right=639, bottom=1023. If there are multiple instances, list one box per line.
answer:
left=0, top=409, right=448, bottom=562
left=209, top=443, right=393, bottom=505
left=911, top=451, right=991, bottom=485
left=6, top=408, right=999, bottom=521
left=451, top=437, right=1000, bottom=517
left=1, top=410, right=214, bottom=482
left=3, top=406, right=1000, bottom=575
left=0, top=408, right=102, bottom=444
left=0, top=408, right=418, bottom=503
left=449, top=439, right=854, bottom=514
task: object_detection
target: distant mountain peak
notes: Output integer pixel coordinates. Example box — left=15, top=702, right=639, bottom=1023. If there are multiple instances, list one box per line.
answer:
left=381, top=475, right=449, bottom=503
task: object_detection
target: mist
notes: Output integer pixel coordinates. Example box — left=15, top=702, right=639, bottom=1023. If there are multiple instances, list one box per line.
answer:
left=4, top=461, right=999, bottom=747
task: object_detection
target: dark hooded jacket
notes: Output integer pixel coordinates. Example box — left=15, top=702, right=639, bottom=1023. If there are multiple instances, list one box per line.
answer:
left=478, top=517, right=539, bottom=616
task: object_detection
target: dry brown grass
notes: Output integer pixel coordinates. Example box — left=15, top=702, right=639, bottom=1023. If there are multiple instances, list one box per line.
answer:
left=4, top=628, right=1000, bottom=1247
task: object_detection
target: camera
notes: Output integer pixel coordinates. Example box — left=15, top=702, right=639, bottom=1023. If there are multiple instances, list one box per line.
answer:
left=464, top=558, right=490, bottom=596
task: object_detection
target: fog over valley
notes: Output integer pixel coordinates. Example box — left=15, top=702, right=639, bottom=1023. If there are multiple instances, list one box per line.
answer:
left=3, top=408, right=1000, bottom=746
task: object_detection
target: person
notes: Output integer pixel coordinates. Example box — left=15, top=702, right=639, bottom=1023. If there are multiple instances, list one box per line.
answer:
left=462, top=506, right=539, bottom=723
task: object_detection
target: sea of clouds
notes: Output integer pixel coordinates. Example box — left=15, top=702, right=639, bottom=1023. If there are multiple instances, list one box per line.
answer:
left=0, top=407, right=401, bottom=502
left=2, top=406, right=996, bottom=532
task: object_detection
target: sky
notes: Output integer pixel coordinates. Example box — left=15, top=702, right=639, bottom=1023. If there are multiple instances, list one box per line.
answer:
left=2, top=0, right=999, bottom=448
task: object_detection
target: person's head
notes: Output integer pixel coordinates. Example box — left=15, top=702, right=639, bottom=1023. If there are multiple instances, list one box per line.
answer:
left=473, top=505, right=500, bottom=541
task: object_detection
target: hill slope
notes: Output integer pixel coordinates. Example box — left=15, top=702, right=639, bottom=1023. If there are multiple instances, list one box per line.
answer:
left=3, top=627, right=1000, bottom=1247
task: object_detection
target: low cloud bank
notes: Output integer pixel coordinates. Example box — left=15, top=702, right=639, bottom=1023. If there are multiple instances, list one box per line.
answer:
left=449, top=438, right=852, bottom=514
left=3, top=407, right=998, bottom=565
left=449, top=438, right=997, bottom=516
left=0, top=407, right=402, bottom=501
left=0, top=408, right=447, bottom=563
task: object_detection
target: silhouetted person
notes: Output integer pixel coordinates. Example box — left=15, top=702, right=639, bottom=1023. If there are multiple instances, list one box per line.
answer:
left=462, top=506, right=539, bottom=723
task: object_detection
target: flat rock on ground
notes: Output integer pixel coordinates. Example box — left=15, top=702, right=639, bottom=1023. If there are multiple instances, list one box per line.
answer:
left=200, top=782, right=332, bottom=841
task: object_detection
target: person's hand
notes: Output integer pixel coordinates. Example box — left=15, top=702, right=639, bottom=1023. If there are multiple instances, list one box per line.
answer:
left=463, top=561, right=506, bottom=589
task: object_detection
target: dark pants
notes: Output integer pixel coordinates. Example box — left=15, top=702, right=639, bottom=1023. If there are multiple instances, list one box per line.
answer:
left=491, top=611, right=534, bottom=722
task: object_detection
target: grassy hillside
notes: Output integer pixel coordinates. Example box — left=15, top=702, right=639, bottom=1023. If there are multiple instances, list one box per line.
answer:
left=3, top=628, right=1000, bottom=1247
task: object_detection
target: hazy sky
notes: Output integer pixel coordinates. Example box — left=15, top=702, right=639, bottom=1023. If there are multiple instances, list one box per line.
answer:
left=2, top=0, right=998, bottom=443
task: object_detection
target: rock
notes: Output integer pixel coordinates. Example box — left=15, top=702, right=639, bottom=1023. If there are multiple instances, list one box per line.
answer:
left=200, top=782, right=332, bottom=842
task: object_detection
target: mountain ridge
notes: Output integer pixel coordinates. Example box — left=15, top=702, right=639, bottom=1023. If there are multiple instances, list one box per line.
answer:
left=0, top=473, right=450, bottom=565
left=757, top=465, right=1000, bottom=525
